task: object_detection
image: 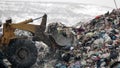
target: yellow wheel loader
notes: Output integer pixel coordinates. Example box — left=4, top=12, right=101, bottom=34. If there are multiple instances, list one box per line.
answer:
left=0, top=14, right=59, bottom=68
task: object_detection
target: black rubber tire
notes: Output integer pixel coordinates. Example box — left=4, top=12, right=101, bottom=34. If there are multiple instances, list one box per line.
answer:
left=4, top=39, right=38, bottom=68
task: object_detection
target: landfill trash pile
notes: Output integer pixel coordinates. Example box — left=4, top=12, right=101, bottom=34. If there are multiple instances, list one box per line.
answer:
left=2, top=8, right=120, bottom=68
left=34, top=8, right=120, bottom=68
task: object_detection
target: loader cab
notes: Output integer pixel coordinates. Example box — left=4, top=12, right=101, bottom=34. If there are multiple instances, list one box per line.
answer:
left=6, top=17, right=12, bottom=24
left=5, top=17, right=12, bottom=28
left=0, top=18, right=12, bottom=37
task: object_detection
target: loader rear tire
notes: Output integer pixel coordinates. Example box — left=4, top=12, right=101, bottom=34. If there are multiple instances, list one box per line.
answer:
left=4, top=39, right=38, bottom=68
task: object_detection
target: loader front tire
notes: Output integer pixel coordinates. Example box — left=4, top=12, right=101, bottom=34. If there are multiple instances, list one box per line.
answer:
left=4, top=39, right=38, bottom=68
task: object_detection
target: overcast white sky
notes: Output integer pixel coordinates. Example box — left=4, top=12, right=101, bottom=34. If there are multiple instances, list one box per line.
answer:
left=42, top=0, right=120, bottom=8
left=4, top=0, right=120, bottom=8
